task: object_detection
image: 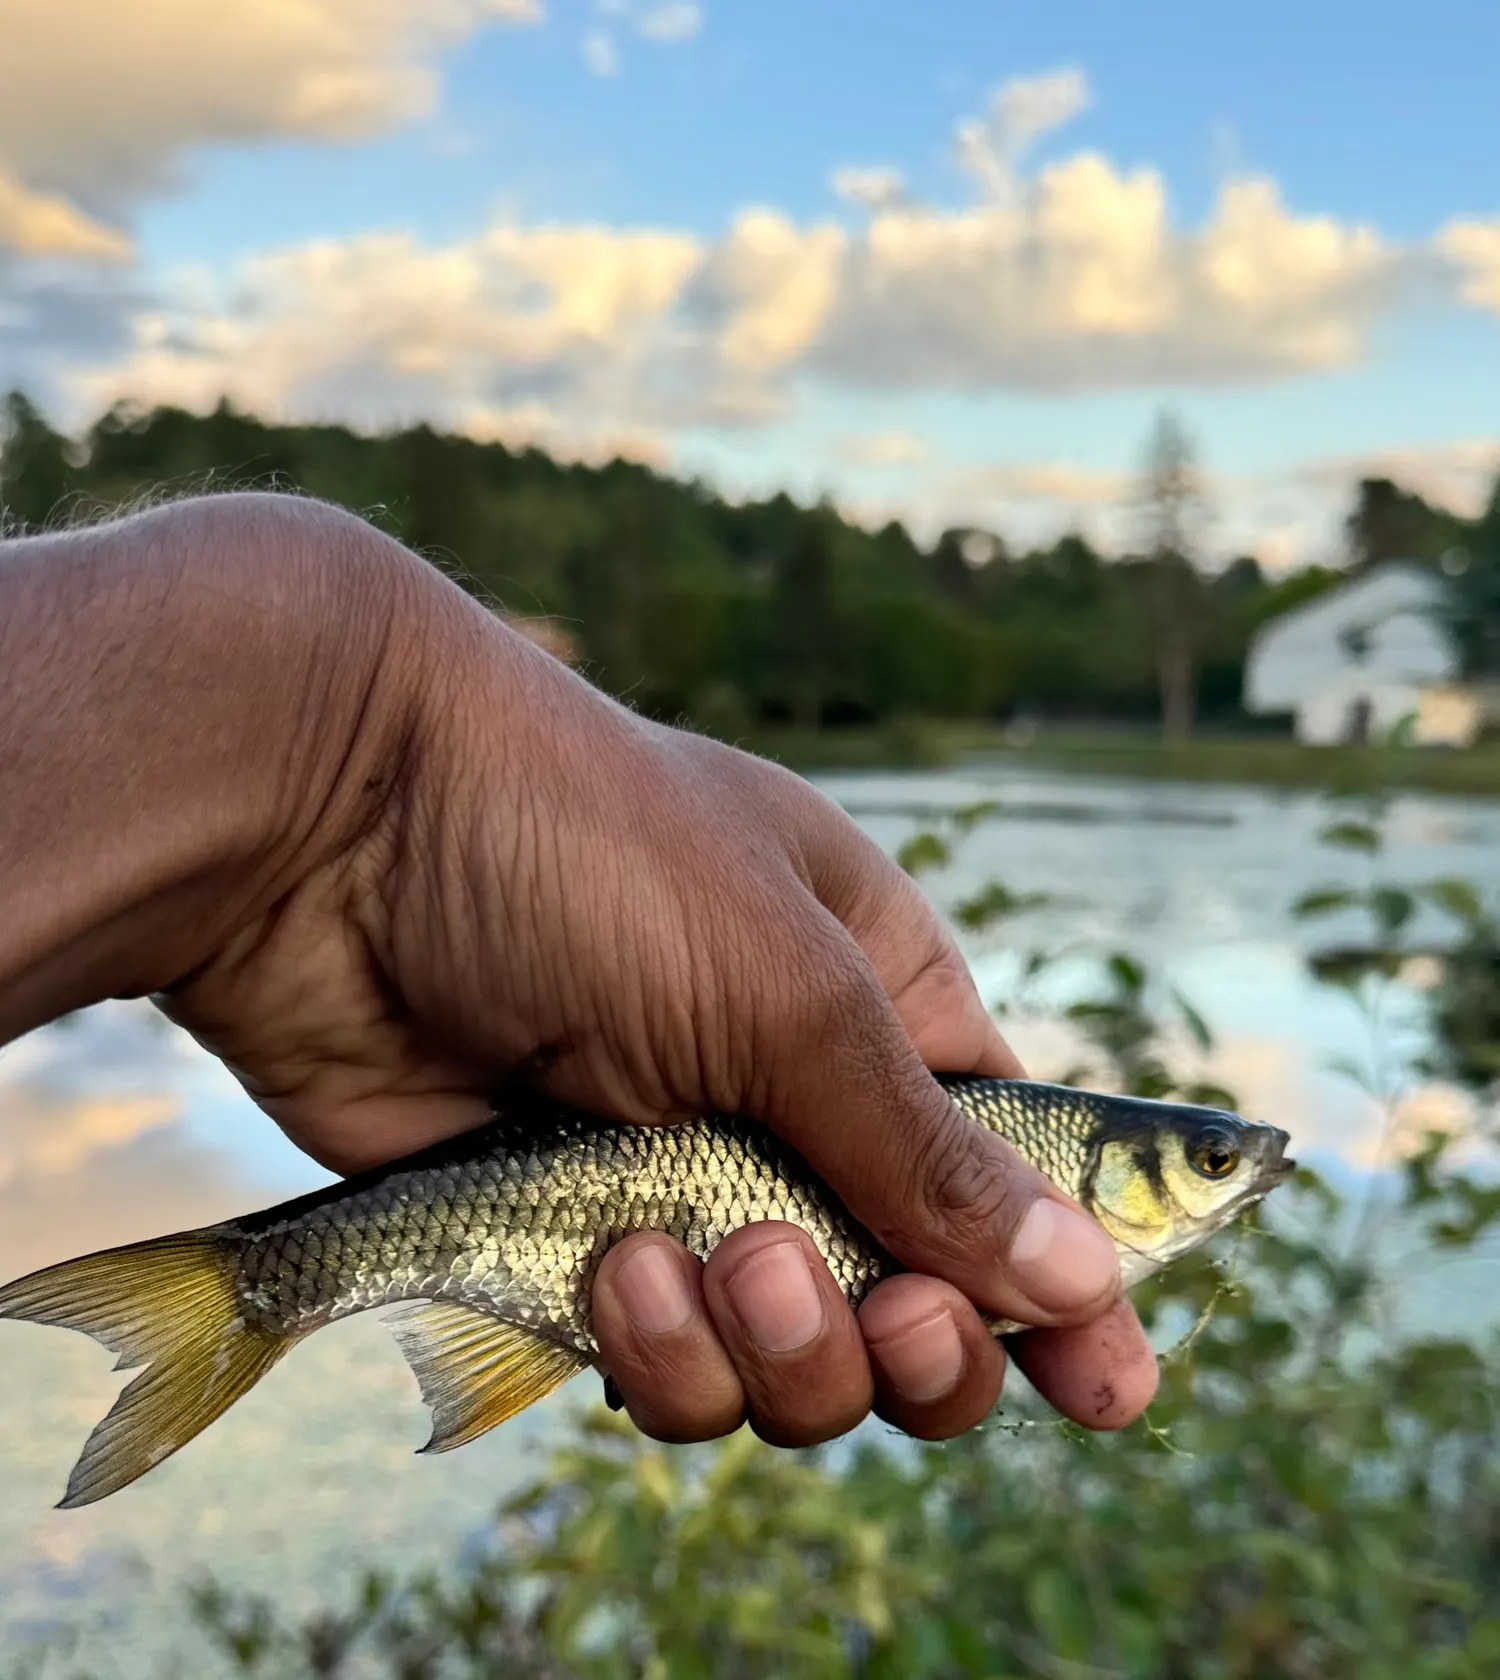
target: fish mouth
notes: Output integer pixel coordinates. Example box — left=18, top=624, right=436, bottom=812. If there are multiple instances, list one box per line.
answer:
left=1254, top=1124, right=1297, bottom=1190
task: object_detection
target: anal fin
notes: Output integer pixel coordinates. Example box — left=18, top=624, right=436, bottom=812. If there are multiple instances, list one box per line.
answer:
left=386, top=1302, right=585, bottom=1455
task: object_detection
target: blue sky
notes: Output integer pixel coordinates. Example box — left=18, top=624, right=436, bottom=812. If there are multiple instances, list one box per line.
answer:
left=2, top=0, right=1497, bottom=563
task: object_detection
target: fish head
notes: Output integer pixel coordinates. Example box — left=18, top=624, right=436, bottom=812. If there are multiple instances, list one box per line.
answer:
left=1080, top=1096, right=1295, bottom=1283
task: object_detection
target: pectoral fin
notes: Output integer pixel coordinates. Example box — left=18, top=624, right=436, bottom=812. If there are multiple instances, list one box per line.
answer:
left=386, top=1302, right=585, bottom=1454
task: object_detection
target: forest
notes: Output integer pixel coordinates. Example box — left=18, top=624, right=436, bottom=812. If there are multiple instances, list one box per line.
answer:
left=4, top=391, right=1498, bottom=741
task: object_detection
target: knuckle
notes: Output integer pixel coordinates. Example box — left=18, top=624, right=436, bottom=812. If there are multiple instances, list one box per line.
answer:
left=747, top=1378, right=872, bottom=1449
left=628, top=1374, right=746, bottom=1446
left=886, top=1110, right=1027, bottom=1268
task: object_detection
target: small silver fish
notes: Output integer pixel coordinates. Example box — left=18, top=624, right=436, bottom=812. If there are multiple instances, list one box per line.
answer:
left=0, top=1078, right=1293, bottom=1508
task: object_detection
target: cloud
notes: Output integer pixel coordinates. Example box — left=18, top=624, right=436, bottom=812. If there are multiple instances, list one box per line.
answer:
left=0, top=168, right=130, bottom=262
left=830, top=166, right=911, bottom=214
left=697, top=208, right=846, bottom=372
left=53, top=153, right=1411, bottom=459
left=637, top=2, right=702, bottom=42
left=943, top=460, right=1133, bottom=507
left=583, top=29, right=620, bottom=77
left=0, top=1089, right=181, bottom=1191
left=64, top=220, right=710, bottom=448
left=583, top=1, right=701, bottom=76
left=0, top=0, right=541, bottom=252
left=813, top=163, right=1396, bottom=392
left=954, top=66, right=1091, bottom=207
left=837, top=429, right=930, bottom=467
left=1439, top=216, right=1500, bottom=313
left=24, top=65, right=1465, bottom=479
left=1287, top=437, right=1500, bottom=521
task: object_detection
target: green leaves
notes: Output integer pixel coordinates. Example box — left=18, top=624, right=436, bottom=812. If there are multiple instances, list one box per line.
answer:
left=895, top=830, right=950, bottom=877
left=1320, top=817, right=1383, bottom=855
left=950, top=881, right=1049, bottom=931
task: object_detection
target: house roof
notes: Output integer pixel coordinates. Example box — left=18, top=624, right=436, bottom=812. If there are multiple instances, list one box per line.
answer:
left=1252, top=561, right=1448, bottom=648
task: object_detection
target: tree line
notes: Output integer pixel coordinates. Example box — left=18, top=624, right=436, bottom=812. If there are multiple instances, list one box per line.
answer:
left=3, top=391, right=1498, bottom=738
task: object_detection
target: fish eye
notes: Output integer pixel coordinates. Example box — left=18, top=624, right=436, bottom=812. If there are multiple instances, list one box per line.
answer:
left=1187, top=1125, right=1241, bottom=1179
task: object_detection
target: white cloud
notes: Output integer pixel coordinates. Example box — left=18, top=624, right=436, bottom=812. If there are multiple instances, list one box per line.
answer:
left=1439, top=217, right=1500, bottom=313
left=26, top=64, right=1484, bottom=519
left=814, top=162, right=1396, bottom=391
left=945, top=460, right=1133, bottom=507
left=583, top=29, right=620, bottom=77
left=638, top=2, right=702, bottom=42
left=955, top=66, right=1091, bottom=207
left=698, top=208, right=845, bottom=372
left=0, top=0, right=541, bottom=252
left=65, top=221, right=708, bottom=450
left=830, top=166, right=911, bottom=214
left=837, top=429, right=930, bottom=467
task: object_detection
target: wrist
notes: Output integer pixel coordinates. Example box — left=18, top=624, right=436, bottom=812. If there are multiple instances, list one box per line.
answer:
left=0, top=492, right=436, bottom=1039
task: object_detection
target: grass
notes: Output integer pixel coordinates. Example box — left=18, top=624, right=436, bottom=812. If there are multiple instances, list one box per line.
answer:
left=742, top=720, right=1500, bottom=796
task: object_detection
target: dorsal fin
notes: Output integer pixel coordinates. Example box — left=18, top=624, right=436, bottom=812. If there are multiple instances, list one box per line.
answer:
left=386, top=1302, right=585, bottom=1454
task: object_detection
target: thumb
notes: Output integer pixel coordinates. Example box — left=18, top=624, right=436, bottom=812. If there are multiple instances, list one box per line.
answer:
left=748, top=906, right=1120, bottom=1327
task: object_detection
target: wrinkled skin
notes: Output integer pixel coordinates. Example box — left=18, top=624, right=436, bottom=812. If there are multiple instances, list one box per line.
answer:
left=0, top=494, right=1158, bottom=1450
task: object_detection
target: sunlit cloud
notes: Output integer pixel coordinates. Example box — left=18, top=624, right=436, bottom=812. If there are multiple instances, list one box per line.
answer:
left=0, top=168, right=130, bottom=262
left=0, top=0, right=540, bottom=262
left=836, top=429, right=931, bottom=467
left=1439, top=216, right=1500, bottom=314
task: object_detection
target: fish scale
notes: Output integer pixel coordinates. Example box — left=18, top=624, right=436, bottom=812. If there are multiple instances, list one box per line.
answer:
left=228, top=1084, right=1104, bottom=1355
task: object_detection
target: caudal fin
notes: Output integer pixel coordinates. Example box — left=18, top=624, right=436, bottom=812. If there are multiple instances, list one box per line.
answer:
left=0, top=1232, right=289, bottom=1508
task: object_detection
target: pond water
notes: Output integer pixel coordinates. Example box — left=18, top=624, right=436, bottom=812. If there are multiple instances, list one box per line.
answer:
left=2, top=764, right=1497, bottom=1670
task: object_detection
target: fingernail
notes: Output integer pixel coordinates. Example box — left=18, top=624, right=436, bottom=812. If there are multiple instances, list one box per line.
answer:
left=870, top=1310, right=965, bottom=1403
left=612, top=1245, right=694, bottom=1336
left=1008, top=1200, right=1120, bottom=1314
left=727, top=1240, right=826, bottom=1352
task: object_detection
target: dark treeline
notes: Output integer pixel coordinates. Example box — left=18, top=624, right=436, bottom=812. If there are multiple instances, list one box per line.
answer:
left=4, top=390, right=1498, bottom=736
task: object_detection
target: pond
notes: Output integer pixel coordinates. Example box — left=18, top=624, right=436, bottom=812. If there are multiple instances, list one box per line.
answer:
left=2, top=764, right=1496, bottom=1670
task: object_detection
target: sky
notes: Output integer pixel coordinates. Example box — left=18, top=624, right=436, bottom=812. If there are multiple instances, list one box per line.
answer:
left=1, top=0, right=1498, bottom=565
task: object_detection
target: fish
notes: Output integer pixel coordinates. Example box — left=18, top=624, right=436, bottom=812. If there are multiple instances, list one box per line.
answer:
left=0, top=1078, right=1294, bottom=1509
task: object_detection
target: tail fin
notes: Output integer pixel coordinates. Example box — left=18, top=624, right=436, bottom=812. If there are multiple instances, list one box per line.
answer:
left=0, top=1232, right=289, bottom=1509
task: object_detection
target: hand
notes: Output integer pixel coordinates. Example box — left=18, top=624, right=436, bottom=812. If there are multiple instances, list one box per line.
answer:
left=2, top=495, right=1160, bottom=1448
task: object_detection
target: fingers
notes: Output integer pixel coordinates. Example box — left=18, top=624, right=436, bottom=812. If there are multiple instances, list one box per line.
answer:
left=590, top=1233, right=744, bottom=1443
left=1006, top=1299, right=1161, bottom=1430
left=858, top=1274, right=1007, bottom=1439
left=594, top=1228, right=1013, bottom=1449
left=754, top=913, right=1119, bottom=1330
left=592, top=1232, right=1155, bottom=1449
left=700, top=1225, right=873, bottom=1447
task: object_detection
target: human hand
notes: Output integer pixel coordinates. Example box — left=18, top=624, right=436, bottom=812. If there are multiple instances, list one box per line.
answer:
left=2, top=495, right=1160, bottom=1448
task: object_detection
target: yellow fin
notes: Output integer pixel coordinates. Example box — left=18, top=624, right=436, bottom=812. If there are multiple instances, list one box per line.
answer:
left=0, top=1233, right=289, bottom=1509
left=387, top=1302, right=584, bottom=1455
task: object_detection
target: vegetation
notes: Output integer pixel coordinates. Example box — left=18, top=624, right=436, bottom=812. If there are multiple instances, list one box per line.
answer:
left=4, top=391, right=1499, bottom=748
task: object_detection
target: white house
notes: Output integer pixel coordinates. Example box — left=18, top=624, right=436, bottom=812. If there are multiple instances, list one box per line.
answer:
left=1244, top=562, right=1475, bottom=746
